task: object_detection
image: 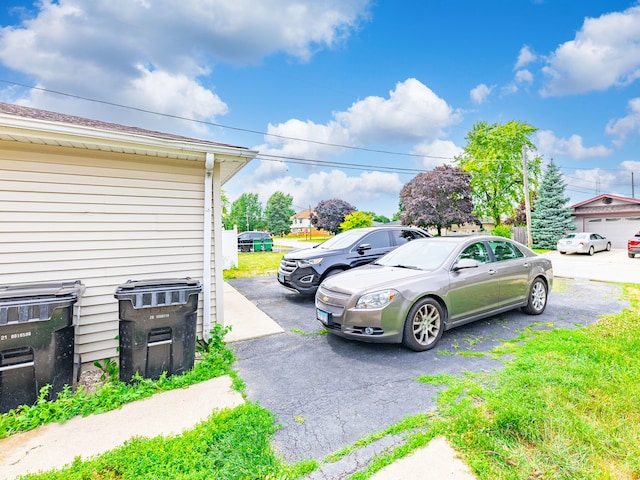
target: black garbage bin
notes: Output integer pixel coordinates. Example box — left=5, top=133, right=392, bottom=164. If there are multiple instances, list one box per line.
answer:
left=114, top=278, right=202, bottom=382
left=0, top=280, right=84, bottom=414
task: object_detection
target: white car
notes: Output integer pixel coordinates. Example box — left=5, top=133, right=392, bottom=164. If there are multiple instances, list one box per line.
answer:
left=557, top=232, right=611, bottom=255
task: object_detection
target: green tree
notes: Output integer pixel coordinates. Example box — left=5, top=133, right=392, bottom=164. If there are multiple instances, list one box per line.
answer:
left=368, top=213, right=390, bottom=223
left=228, top=193, right=264, bottom=231
left=456, top=121, right=541, bottom=226
left=340, top=211, right=373, bottom=231
left=531, top=159, right=575, bottom=249
left=264, top=191, right=295, bottom=235
left=400, top=164, right=478, bottom=236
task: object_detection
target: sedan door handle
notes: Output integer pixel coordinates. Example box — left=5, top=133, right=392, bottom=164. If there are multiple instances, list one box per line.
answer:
left=488, top=269, right=497, bottom=275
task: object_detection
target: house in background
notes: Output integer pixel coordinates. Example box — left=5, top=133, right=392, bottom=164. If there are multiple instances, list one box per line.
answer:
left=290, top=209, right=326, bottom=237
left=570, top=194, right=640, bottom=248
left=0, top=102, right=257, bottom=367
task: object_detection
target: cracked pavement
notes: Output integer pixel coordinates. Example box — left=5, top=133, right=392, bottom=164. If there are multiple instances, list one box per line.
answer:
left=229, top=275, right=629, bottom=471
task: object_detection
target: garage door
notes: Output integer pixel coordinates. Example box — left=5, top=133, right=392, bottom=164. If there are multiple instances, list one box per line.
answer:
left=583, top=216, right=640, bottom=248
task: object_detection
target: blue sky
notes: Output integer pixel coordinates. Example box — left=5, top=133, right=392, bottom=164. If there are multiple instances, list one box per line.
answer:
left=1, top=1, right=639, bottom=218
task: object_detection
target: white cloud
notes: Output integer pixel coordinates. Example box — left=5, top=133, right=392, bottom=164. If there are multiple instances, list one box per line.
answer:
left=470, top=83, right=493, bottom=104
left=411, top=140, right=462, bottom=170
left=253, top=118, right=349, bottom=159
left=243, top=169, right=403, bottom=213
left=514, top=69, right=533, bottom=84
left=335, top=78, right=462, bottom=144
left=257, top=78, right=461, bottom=158
left=515, top=45, right=537, bottom=69
left=569, top=168, right=617, bottom=194
left=536, top=130, right=613, bottom=160
left=540, top=5, right=640, bottom=96
left=605, top=97, right=640, bottom=146
left=0, top=0, right=371, bottom=132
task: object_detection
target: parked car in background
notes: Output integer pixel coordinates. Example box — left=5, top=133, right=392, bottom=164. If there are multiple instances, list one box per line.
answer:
left=628, top=232, right=640, bottom=258
left=238, top=231, right=272, bottom=252
left=277, top=226, right=430, bottom=295
left=556, top=232, right=611, bottom=255
left=315, top=236, right=552, bottom=351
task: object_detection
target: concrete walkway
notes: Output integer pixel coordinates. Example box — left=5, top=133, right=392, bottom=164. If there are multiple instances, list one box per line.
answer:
left=4, top=248, right=633, bottom=479
left=0, top=280, right=476, bottom=479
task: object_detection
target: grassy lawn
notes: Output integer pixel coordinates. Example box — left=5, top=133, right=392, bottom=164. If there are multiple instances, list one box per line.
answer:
left=223, top=252, right=283, bottom=280
left=5, top=254, right=639, bottom=478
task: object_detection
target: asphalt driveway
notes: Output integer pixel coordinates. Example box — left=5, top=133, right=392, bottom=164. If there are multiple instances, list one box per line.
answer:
left=228, top=274, right=630, bottom=466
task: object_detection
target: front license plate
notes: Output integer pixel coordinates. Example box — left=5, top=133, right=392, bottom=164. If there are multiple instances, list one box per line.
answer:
left=278, top=272, right=285, bottom=282
left=316, top=308, right=330, bottom=325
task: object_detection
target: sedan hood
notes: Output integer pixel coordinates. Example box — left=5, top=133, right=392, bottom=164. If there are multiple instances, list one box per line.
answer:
left=284, top=245, right=339, bottom=260
left=320, top=264, right=428, bottom=294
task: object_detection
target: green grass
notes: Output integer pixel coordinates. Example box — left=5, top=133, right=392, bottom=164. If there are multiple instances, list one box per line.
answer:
left=0, top=325, right=234, bottom=439
left=21, top=403, right=305, bottom=480
left=6, top=275, right=639, bottom=479
left=223, top=252, right=282, bottom=280
left=348, top=285, right=640, bottom=479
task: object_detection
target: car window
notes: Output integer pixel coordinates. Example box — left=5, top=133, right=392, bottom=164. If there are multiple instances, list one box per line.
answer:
left=318, top=229, right=370, bottom=250
left=360, top=230, right=391, bottom=249
left=458, top=242, right=490, bottom=264
left=391, top=229, right=421, bottom=245
left=489, top=241, right=524, bottom=262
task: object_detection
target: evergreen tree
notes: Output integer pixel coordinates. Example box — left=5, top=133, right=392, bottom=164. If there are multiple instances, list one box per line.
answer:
left=531, top=160, right=575, bottom=249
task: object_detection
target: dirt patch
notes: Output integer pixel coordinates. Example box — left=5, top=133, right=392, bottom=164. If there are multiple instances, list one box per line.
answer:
left=77, top=368, right=106, bottom=395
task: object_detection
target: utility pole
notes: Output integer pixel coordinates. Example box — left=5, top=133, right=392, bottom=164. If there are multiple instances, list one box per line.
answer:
left=633, top=172, right=635, bottom=199
left=522, top=144, right=533, bottom=248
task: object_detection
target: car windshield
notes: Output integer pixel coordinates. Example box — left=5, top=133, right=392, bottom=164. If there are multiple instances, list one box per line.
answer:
left=376, top=239, right=458, bottom=270
left=316, top=229, right=374, bottom=250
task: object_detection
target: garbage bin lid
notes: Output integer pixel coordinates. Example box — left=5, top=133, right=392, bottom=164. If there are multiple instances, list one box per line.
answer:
left=114, top=277, right=201, bottom=293
left=0, top=280, right=85, bottom=302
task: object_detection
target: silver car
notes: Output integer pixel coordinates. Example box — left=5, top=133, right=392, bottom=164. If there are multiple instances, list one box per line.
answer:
left=556, top=232, right=611, bottom=255
left=315, top=236, right=553, bottom=351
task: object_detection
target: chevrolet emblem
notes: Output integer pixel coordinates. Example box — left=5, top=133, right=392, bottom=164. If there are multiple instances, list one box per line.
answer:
left=323, top=296, right=329, bottom=302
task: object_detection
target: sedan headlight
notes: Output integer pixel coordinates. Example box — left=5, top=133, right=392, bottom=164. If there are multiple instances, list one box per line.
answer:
left=356, top=289, right=398, bottom=309
left=297, top=257, right=323, bottom=267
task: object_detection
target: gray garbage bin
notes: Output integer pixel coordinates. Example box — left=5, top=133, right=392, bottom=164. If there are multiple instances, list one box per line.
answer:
left=114, top=278, right=202, bottom=382
left=0, top=280, right=84, bottom=413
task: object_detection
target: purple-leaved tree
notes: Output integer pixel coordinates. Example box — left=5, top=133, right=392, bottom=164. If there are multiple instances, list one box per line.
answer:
left=311, top=199, right=356, bottom=234
left=400, top=165, right=478, bottom=235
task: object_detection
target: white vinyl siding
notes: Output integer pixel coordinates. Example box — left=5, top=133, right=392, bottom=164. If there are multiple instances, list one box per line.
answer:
left=0, top=143, right=212, bottom=365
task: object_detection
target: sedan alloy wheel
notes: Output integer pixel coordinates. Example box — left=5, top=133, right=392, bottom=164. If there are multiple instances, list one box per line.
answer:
left=403, top=298, right=444, bottom=351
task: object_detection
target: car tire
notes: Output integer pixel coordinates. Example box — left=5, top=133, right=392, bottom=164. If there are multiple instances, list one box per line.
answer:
left=588, top=246, right=594, bottom=256
left=629, top=253, right=635, bottom=258
left=402, top=297, right=444, bottom=352
left=606, top=243, right=611, bottom=251
left=521, top=277, right=548, bottom=315
left=559, top=251, right=566, bottom=255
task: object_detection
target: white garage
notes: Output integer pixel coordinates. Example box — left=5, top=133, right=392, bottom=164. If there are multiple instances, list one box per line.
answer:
left=571, top=194, right=640, bottom=249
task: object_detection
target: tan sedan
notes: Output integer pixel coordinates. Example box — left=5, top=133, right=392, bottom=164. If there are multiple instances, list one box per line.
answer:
left=315, top=235, right=553, bottom=351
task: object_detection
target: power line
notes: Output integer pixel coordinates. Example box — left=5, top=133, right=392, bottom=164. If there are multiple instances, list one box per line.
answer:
left=0, top=78, right=449, bottom=161
left=3, top=79, right=637, bottom=191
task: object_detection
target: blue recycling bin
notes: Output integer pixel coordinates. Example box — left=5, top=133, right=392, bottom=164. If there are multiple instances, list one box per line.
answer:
left=115, top=278, right=202, bottom=382
left=0, top=280, right=84, bottom=413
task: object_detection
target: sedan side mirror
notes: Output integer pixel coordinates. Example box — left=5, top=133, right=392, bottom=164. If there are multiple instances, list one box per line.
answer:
left=357, top=243, right=372, bottom=254
left=453, top=258, right=479, bottom=270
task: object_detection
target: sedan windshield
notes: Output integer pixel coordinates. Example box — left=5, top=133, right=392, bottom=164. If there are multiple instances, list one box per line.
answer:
left=376, top=239, right=458, bottom=270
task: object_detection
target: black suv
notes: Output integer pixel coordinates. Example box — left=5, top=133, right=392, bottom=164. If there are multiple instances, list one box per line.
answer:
left=238, top=231, right=272, bottom=252
left=277, top=226, right=430, bottom=295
